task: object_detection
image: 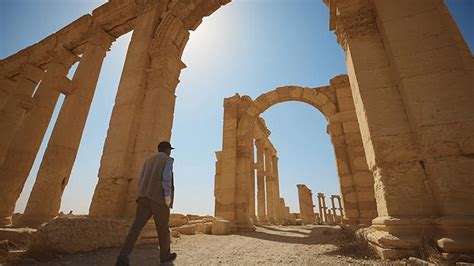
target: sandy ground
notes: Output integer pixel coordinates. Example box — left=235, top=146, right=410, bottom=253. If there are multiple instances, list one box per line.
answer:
left=12, top=224, right=396, bottom=265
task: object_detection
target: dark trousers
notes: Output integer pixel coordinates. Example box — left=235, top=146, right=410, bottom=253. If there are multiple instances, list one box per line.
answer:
left=119, top=197, right=171, bottom=261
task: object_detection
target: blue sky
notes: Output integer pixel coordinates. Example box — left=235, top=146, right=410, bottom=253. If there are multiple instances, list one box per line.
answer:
left=1, top=0, right=473, bottom=216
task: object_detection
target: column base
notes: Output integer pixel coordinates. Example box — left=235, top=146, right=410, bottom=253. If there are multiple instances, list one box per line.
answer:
left=0, top=216, right=12, bottom=227
left=231, top=219, right=256, bottom=233
left=267, top=217, right=276, bottom=225
left=357, top=216, right=474, bottom=260
left=435, top=216, right=474, bottom=254
left=257, top=216, right=269, bottom=225
left=249, top=215, right=258, bottom=224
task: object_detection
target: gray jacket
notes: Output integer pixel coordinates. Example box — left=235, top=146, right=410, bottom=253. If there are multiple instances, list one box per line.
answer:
left=137, top=152, right=175, bottom=207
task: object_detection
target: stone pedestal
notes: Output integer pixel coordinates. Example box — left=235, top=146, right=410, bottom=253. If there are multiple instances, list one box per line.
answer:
left=19, top=27, right=115, bottom=227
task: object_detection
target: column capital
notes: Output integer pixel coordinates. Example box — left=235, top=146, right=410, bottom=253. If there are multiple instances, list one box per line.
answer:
left=87, top=25, right=115, bottom=51
left=48, top=46, right=80, bottom=68
left=136, top=0, right=163, bottom=15
left=18, top=63, right=44, bottom=82
left=335, top=6, right=378, bottom=50
left=255, top=138, right=265, bottom=149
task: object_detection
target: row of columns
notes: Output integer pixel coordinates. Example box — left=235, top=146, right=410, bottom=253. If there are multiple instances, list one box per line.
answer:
left=252, top=139, right=288, bottom=225
left=0, top=25, right=115, bottom=227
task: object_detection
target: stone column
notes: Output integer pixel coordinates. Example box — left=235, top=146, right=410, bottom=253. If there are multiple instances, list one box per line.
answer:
left=20, top=26, right=115, bottom=227
left=123, top=17, right=189, bottom=217
left=330, top=195, right=338, bottom=224
left=264, top=145, right=276, bottom=224
left=248, top=139, right=257, bottom=222
left=0, top=64, right=44, bottom=164
left=255, top=139, right=267, bottom=223
left=279, top=198, right=287, bottom=225
left=271, top=154, right=282, bottom=224
left=297, top=184, right=315, bottom=224
left=0, top=48, right=78, bottom=226
left=214, top=96, right=239, bottom=222
left=331, top=0, right=472, bottom=257
left=89, top=2, right=167, bottom=218
left=317, top=193, right=327, bottom=224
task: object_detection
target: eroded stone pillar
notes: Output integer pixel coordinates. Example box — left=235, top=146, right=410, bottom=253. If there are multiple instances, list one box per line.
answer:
left=0, top=48, right=77, bottom=226
left=248, top=139, right=257, bottom=222
left=20, top=26, right=115, bottom=227
left=0, top=64, right=44, bottom=164
left=271, top=154, right=283, bottom=224
left=334, top=1, right=445, bottom=258
left=297, top=184, right=315, bottom=224
left=264, top=144, right=276, bottom=224
left=255, top=139, right=267, bottom=223
left=214, top=96, right=239, bottom=222
left=124, top=25, right=188, bottom=217
left=317, top=192, right=327, bottom=224
left=90, top=2, right=167, bottom=218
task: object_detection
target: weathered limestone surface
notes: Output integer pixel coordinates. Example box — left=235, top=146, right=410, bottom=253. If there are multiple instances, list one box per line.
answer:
left=0, top=228, right=36, bottom=247
left=174, top=224, right=196, bottom=235
left=169, top=213, right=188, bottom=228
left=196, top=222, right=212, bottom=234
left=211, top=219, right=231, bottom=235
left=297, top=184, right=316, bottom=224
left=27, top=217, right=130, bottom=258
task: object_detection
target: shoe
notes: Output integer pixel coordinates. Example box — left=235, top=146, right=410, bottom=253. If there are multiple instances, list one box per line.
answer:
left=161, top=252, right=177, bottom=263
left=115, top=256, right=130, bottom=266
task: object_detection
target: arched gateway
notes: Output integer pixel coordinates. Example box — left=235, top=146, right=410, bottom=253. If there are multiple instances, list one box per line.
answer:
left=214, top=76, right=378, bottom=231
left=0, top=0, right=472, bottom=259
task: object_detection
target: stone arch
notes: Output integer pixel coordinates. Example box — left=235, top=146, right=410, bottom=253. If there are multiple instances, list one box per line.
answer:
left=237, top=86, right=336, bottom=138
left=229, top=81, right=376, bottom=230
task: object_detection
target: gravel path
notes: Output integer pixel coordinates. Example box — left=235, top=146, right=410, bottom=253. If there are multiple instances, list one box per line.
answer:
left=14, top=225, right=393, bottom=265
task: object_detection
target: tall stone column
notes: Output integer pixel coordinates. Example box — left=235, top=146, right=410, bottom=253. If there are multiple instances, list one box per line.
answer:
left=255, top=139, right=267, bottom=223
left=271, top=154, right=282, bottom=224
left=214, top=95, right=239, bottom=221
left=331, top=0, right=473, bottom=258
left=123, top=14, right=189, bottom=218
left=248, top=139, right=257, bottom=222
left=0, top=64, right=44, bottom=164
left=89, top=2, right=167, bottom=218
left=317, top=193, right=327, bottom=224
left=0, top=48, right=78, bottom=226
left=20, top=26, right=115, bottom=227
left=264, top=145, right=276, bottom=224
left=297, top=184, right=316, bottom=224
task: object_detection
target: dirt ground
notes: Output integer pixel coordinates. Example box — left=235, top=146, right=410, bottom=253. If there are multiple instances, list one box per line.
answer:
left=12, top=224, right=400, bottom=265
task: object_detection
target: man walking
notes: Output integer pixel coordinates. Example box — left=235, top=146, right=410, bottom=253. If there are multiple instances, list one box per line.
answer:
left=116, top=141, right=177, bottom=265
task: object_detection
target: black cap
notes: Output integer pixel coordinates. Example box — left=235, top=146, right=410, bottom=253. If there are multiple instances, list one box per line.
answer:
left=158, top=141, right=174, bottom=152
